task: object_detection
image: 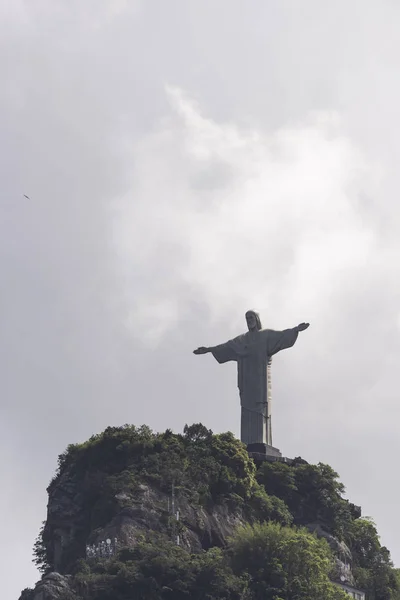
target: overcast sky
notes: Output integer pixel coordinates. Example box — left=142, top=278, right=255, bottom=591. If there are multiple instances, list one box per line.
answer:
left=3, top=1, right=400, bottom=597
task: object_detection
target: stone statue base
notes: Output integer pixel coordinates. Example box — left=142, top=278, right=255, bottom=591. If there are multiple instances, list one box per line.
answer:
left=247, top=443, right=282, bottom=458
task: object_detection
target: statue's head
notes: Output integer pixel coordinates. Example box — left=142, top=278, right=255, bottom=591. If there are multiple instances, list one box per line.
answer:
left=245, top=310, right=262, bottom=332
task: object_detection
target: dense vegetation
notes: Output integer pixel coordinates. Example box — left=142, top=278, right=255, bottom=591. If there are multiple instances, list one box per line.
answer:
left=59, top=523, right=348, bottom=600
left=31, top=424, right=400, bottom=600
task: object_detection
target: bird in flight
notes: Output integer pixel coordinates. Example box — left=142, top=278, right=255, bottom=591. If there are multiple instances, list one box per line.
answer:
left=23, top=194, right=30, bottom=199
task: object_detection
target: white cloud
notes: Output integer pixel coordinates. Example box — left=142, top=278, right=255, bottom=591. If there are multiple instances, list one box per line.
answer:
left=113, top=86, right=379, bottom=341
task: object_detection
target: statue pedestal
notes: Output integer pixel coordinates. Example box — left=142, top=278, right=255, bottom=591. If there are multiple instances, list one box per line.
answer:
left=247, top=443, right=283, bottom=462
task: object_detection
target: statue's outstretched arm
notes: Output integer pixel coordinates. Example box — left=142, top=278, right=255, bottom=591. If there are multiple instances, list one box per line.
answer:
left=267, top=323, right=309, bottom=356
left=193, top=346, right=214, bottom=355
left=194, top=341, right=236, bottom=364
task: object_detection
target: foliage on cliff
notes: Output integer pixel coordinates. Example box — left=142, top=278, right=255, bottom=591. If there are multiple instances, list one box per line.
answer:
left=257, top=462, right=400, bottom=600
left=256, top=460, right=353, bottom=538
left=50, top=423, right=288, bottom=516
left=62, top=523, right=348, bottom=600
left=348, top=518, right=400, bottom=600
left=32, top=423, right=400, bottom=600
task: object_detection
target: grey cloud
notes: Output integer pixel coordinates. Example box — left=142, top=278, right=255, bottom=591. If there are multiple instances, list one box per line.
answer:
left=2, top=2, right=400, bottom=598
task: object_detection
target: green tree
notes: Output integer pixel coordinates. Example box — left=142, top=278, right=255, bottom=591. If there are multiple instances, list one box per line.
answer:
left=32, top=521, right=51, bottom=574
left=228, top=522, right=348, bottom=600
left=75, top=537, right=246, bottom=600
left=350, top=518, right=400, bottom=600
left=190, top=547, right=248, bottom=600
left=257, top=462, right=352, bottom=538
left=183, top=423, right=213, bottom=443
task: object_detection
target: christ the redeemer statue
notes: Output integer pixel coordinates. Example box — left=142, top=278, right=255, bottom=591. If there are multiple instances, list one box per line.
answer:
left=193, top=311, right=309, bottom=452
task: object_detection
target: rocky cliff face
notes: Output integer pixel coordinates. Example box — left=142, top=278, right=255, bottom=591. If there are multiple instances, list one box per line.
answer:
left=23, top=475, right=354, bottom=600
left=22, top=475, right=247, bottom=600
left=20, top=573, right=74, bottom=600
left=45, top=465, right=246, bottom=574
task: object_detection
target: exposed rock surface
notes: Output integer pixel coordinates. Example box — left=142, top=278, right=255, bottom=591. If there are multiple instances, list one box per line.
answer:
left=45, top=466, right=246, bottom=574
left=305, top=522, right=355, bottom=586
left=19, top=573, right=75, bottom=600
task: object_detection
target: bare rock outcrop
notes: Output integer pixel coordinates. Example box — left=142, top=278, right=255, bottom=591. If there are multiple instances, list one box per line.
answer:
left=18, top=573, right=75, bottom=600
left=44, top=467, right=246, bottom=574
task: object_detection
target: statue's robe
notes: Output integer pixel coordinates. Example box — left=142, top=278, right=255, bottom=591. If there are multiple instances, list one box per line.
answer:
left=211, top=328, right=298, bottom=446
